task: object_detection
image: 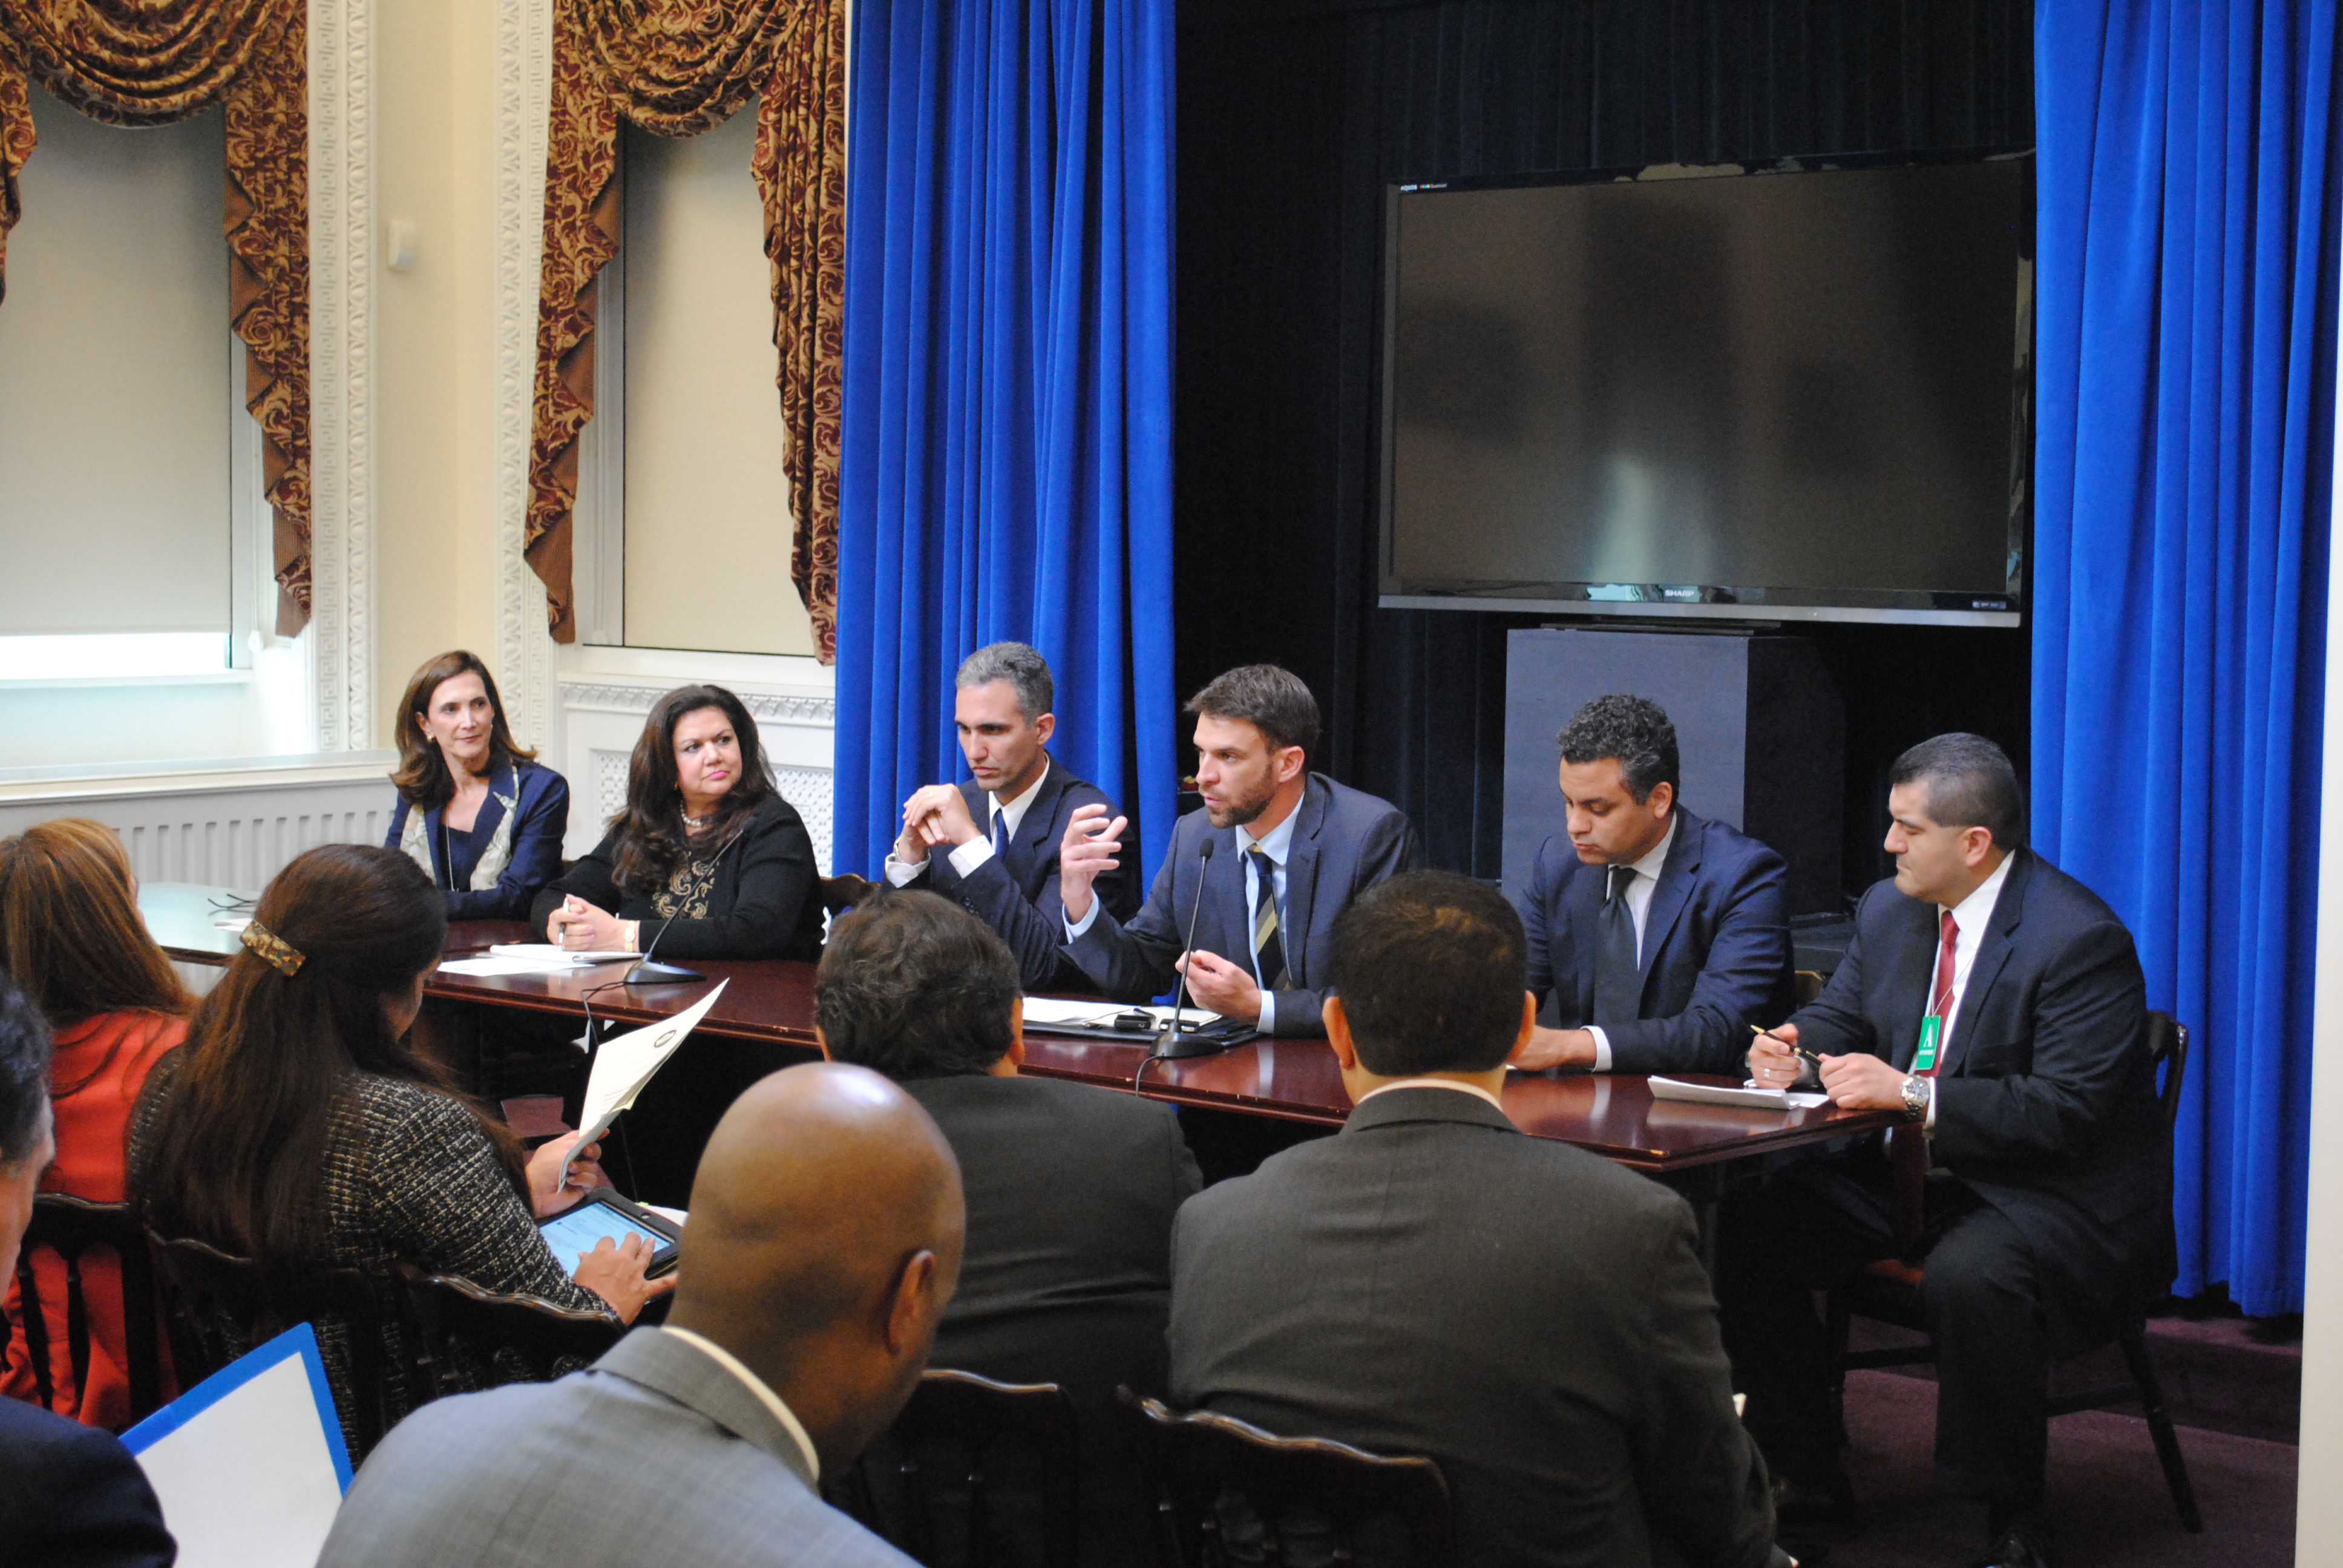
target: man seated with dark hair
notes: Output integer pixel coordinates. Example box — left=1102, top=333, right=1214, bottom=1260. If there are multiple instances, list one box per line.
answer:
left=0, top=979, right=177, bottom=1568
left=818, top=890, right=1202, bottom=1567
left=1728, top=733, right=2166, bottom=1568
left=882, top=642, right=1140, bottom=989
left=1168, top=871, right=1786, bottom=1568
left=1058, top=664, right=1419, bottom=1034
left=1512, top=694, right=1798, bottom=1075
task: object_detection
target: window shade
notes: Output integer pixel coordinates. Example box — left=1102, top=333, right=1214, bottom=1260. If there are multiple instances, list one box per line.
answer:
left=621, top=111, right=813, bottom=659
left=0, top=89, right=231, bottom=637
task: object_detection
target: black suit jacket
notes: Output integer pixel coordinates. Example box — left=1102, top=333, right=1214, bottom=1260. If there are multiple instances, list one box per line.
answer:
left=900, top=1073, right=1202, bottom=1567
left=1793, top=849, right=2169, bottom=1289
left=1168, top=1087, right=1783, bottom=1568
left=531, top=792, right=825, bottom=961
left=908, top=762, right=1141, bottom=989
left=0, top=1394, right=177, bottom=1567
left=1067, top=773, right=1420, bottom=1034
left=1519, top=808, right=1798, bottom=1074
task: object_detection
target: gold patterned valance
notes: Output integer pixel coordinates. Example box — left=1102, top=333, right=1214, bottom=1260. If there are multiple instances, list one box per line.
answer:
left=530, top=0, right=845, bottom=656
left=0, top=0, right=312, bottom=632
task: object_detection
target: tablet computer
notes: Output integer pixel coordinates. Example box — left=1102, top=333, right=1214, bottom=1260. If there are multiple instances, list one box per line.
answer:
left=539, top=1189, right=682, bottom=1277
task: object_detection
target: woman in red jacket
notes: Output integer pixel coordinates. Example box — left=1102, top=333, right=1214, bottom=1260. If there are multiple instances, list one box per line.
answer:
left=0, top=818, right=188, bottom=1429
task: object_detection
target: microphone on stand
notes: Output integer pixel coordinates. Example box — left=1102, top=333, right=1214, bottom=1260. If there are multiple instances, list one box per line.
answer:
left=1153, top=839, right=1222, bottom=1061
left=624, top=823, right=747, bottom=985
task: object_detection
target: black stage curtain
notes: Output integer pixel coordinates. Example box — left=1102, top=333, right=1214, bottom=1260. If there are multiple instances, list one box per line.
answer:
left=1175, top=0, right=2034, bottom=889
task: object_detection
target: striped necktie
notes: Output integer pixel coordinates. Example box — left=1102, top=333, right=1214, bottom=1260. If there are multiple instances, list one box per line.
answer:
left=1250, top=845, right=1289, bottom=990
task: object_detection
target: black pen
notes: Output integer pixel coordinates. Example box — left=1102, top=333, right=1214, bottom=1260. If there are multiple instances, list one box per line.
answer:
left=1749, top=1022, right=1823, bottom=1070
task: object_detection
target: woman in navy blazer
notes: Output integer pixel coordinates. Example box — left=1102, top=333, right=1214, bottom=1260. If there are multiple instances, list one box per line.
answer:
left=385, top=651, right=569, bottom=921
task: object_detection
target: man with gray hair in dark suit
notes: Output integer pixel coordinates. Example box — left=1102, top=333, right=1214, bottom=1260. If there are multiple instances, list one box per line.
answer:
left=316, top=1063, right=966, bottom=1568
left=1167, top=871, right=1788, bottom=1568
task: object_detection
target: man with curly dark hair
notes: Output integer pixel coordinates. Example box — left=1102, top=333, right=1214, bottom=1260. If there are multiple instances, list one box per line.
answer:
left=1509, top=693, right=1798, bottom=1076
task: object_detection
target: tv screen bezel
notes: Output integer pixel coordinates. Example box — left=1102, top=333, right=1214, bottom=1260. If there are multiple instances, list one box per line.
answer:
left=1375, top=148, right=2035, bottom=630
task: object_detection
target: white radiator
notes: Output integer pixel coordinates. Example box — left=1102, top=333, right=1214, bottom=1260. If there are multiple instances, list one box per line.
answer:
left=0, top=752, right=398, bottom=893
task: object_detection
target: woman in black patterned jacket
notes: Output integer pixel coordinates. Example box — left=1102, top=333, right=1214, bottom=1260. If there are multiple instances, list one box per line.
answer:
left=129, top=844, right=672, bottom=1457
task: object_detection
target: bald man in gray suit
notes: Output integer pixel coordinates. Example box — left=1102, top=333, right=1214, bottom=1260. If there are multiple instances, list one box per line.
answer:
left=316, top=1064, right=966, bottom=1568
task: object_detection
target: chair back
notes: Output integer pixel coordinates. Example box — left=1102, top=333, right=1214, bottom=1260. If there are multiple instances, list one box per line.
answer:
left=402, top=1270, right=621, bottom=1400
left=1116, top=1387, right=1452, bottom=1568
left=9, top=1195, right=165, bottom=1423
left=821, top=873, right=879, bottom=916
left=149, top=1232, right=395, bottom=1452
left=836, top=1369, right=1082, bottom=1568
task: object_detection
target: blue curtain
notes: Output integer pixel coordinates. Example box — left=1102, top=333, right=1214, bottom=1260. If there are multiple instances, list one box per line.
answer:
left=833, top=0, right=1178, bottom=889
left=2034, top=0, right=2340, bottom=1315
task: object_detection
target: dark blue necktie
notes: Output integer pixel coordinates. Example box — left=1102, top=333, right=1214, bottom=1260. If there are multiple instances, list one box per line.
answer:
left=1592, top=864, right=1641, bottom=1025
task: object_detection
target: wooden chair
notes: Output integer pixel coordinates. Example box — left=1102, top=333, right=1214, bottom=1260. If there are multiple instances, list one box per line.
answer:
left=401, top=1270, right=623, bottom=1400
left=822, top=873, right=879, bottom=916
left=833, top=1369, right=1081, bottom=1568
left=8, top=1196, right=166, bottom=1424
left=1793, top=969, right=1826, bottom=1005
left=1115, top=1387, right=1452, bottom=1568
left=1825, top=1011, right=2203, bottom=1532
left=149, top=1232, right=401, bottom=1454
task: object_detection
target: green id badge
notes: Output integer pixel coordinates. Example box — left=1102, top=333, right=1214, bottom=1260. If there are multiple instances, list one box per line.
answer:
left=1913, top=1014, right=1942, bottom=1074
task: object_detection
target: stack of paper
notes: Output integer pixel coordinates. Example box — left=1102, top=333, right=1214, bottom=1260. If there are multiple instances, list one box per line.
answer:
left=1020, top=998, right=1221, bottom=1030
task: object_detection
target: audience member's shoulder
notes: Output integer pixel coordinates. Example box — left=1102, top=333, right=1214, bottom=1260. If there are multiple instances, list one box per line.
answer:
left=908, top=1071, right=1182, bottom=1137
left=352, top=1074, right=489, bottom=1157
left=0, top=1394, right=168, bottom=1541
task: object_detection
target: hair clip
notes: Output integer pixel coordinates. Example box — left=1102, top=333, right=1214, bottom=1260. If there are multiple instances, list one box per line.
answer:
left=241, top=920, right=305, bottom=978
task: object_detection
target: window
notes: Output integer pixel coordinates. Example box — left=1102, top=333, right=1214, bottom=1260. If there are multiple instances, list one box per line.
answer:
left=572, top=108, right=816, bottom=659
left=0, top=87, right=301, bottom=763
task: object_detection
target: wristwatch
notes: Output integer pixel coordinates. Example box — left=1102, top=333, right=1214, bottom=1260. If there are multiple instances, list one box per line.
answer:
left=1899, top=1074, right=1932, bottom=1122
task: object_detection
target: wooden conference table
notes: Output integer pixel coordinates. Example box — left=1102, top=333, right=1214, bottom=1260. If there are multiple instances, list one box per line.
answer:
left=142, top=882, right=1893, bottom=1237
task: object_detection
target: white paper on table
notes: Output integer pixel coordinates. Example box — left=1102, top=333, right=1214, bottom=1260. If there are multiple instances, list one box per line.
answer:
left=122, top=1323, right=349, bottom=1568
left=1649, top=1076, right=1830, bottom=1111
left=439, top=954, right=594, bottom=976
left=486, top=942, right=640, bottom=964
left=1020, top=998, right=1220, bottom=1029
left=568, top=979, right=729, bottom=1170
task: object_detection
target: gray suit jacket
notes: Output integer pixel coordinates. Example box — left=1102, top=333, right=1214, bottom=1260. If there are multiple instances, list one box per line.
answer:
left=317, top=1327, right=912, bottom=1568
left=1169, top=1088, right=1784, bottom=1568
left=1066, top=772, right=1420, bottom=1035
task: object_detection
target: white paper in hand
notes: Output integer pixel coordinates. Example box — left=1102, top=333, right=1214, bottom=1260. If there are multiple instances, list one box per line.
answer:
left=570, top=979, right=729, bottom=1170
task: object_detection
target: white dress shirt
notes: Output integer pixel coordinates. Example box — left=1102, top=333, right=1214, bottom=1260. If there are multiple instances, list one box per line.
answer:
left=1917, top=851, right=2014, bottom=1128
left=1355, top=1076, right=1508, bottom=1113
left=1064, top=799, right=1298, bottom=1031
left=883, top=759, right=1052, bottom=887
left=1584, top=814, right=1678, bottom=1072
left=660, top=1326, right=822, bottom=1483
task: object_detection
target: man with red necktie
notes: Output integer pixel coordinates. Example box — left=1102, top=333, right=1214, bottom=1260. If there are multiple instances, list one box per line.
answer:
left=1723, top=734, right=2168, bottom=1568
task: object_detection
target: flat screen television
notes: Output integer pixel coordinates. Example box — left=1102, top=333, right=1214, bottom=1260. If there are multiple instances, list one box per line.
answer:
left=1378, top=152, right=2031, bottom=626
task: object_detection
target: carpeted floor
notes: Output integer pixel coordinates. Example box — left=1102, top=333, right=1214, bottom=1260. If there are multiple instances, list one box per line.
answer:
left=1812, top=1371, right=2298, bottom=1568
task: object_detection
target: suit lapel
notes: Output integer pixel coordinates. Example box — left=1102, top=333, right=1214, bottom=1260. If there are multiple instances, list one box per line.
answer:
left=1278, top=776, right=1330, bottom=985
left=1942, top=851, right=2027, bottom=1077
left=1636, top=811, right=1703, bottom=984
left=1886, top=897, right=1938, bottom=1071
left=1008, top=763, right=1067, bottom=883
left=1565, top=860, right=1607, bottom=1023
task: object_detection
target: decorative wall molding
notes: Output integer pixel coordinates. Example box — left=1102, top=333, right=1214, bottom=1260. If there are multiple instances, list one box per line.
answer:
left=309, top=0, right=375, bottom=751
left=494, top=0, right=557, bottom=751
left=559, top=679, right=837, bottom=725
